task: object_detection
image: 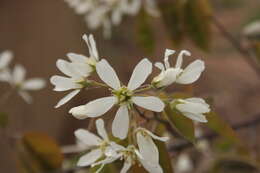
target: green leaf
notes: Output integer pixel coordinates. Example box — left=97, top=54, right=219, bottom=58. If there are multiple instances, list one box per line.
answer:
left=0, top=112, right=8, bottom=128
left=136, top=8, right=155, bottom=54
left=159, top=0, right=184, bottom=46
left=17, top=132, right=63, bottom=172
left=184, top=0, right=212, bottom=51
left=164, top=104, right=195, bottom=142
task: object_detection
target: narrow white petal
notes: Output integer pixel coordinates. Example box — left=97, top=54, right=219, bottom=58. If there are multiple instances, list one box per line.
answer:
left=50, top=75, right=80, bottom=91
left=112, top=105, right=129, bottom=139
left=96, top=119, right=109, bottom=141
left=176, top=60, right=205, bottom=84
left=74, top=129, right=102, bottom=146
left=182, top=112, right=208, bottom=123
left=67, top=53, right=88, bottom=63
left=92, top=155, right=120, bottom=167
left=55, top=89, right=80, bottom=108
left=142, top=128, right=169, bottom=142
left=18, top=91, right=33, bottom=104
left=164, top=49, right=175, bottom=69
left=70, top=62, right=92, bottom=77
left=69, top=96, right=116, bottom=119
left=175, top=50, right=191, bottom=68
left=77, top=149, right=102, bottom=167
left=13, top=64, right=26, bottom=84
left=0, top=51, right=13, bottom=69
left=185, top=97, right=207, bottom=104
left=96, top=59, right=121, bottom=90
left=83, top=34, right=94, bottom=58
left=120, top=159, right=132, bottom=173
left=127, top=58, right=152, bottom=91
left=132, top=96, right=165, bottom=112
left=137, top=132, right=159, bottom=164
left=154, top=62, right=165, bottom=71
left=22, top=78, right=45, bottom=90
left=89, top=34, right=99, bottom=60
left=0, top=70, right=12, bottom=82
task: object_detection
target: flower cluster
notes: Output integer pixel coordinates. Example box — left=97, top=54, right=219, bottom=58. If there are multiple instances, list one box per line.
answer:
left=0, top=51, right=45, bottom=103
left=50, top=34, right=210, bottom=172
left=64, top=0, right=160, bottom=37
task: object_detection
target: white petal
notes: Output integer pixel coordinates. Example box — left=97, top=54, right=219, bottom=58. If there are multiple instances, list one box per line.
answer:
left=70, top=62, right=92, bottom=77
left=112, top=8, right=123, bottom=25
left=56, top=59, right=79, bottom=78
left=112, top=105, right=129, bottom=140
left=89, top=34, right=99, bottom=60
left=50, top=75, right=80, bottom=91
left=139, top=158, right=163, bottom=173
left=96, top=59, right=121, bottom=90
left=69, top=96, right=116, bottom=119
left=0, top=70, right=12, bottom=82
left=132, top=96, right=165, bottom=112
left=164, top=49, right=175, bottom=69
left=140, top=128, right=169, bottom=142
left=154, top=62, right=165, bottom=71
left=67, top=53, right=87, bottom=63
left=92, top=154, right=120, bottom=167
left=0, top=51, right=13, bottom=69
left=74, top=129, right=102, bottom=146
left=120, top=159, right=132, bottom=173
left=185, top=97, right=207, bottom=104
left=127, top=58, right=152, bottom=91
left=182, top=112, right=208, bottom=123
left=13, top=64, right=26, bottom=84
left=22, top=78, right=45, bottom=90
left=55, top=89, right=80, bottom=108
left=176, top=60, right=205, bottom=84
left=137, top=132, right=159, bottom=164
left=176, top=101, right=210, bottom=114
left=77, top=149, right=102, bottom=167
left=175, top=50, right=191, bottom=68
left=96, top=119, right=109, bottom=141
left=18, top=91, right=32, bottom=104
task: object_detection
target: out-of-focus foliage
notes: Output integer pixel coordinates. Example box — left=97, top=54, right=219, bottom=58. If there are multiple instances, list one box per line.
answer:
left=137, top=8, right=155, bottom=54
left=0, top=112, right=8, bottom=128
left=159, top=0, right=212, bottom=51
left=207, top=156, right=259, bottom=173
left=17, top=132, right=63, bottom=173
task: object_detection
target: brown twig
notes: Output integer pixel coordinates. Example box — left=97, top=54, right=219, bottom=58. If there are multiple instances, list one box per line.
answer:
left=211, top=15, right=260, bottom=77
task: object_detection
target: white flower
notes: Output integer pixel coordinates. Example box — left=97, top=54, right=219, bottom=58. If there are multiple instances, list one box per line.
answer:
left=175, top=153, right=193, bottom=173
left=152, top=49, right=205, bottom=88
left=94, top=144, right=164, bottom=173
left=74, top=119, right=116, bottom=167
left=243, top=20, right=260, bottom=38
left=136, top=128, right=169, bottom=164
left=50, top=34, right=100, bottom=108
left=172, top=98, right=210, bottom=123
left=0, top=50, right=13, bottom=82
left=9, top=64, right=45, bottom=103
left=70, top=58, right=165, bottom=139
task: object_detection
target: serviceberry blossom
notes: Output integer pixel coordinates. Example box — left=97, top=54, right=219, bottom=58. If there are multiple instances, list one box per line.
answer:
left=50, top=34, right=100, bottom=108
left=171, top=98, right=210, bottom=123
left=64, top=0, right=160, bottom=38
left=9, top=64, right=45, bottom=103
left=152, top=49, right=205, bottom=88
left=0, top=50, right=13, bottom=82
left=69, top=58, right=165, bottom=139
left=74, top=119, right=116, bottom=167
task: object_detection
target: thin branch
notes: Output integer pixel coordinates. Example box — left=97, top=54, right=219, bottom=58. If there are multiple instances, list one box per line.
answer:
left=211, top=15, right=260, bottom=77
left=169, top=113, right=260, bottom=152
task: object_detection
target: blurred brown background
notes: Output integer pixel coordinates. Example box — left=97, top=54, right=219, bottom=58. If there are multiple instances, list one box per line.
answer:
left=0, top=0, right=260, bottom=172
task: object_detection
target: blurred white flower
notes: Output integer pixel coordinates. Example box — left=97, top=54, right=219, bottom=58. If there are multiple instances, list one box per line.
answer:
left=175, top=153, right=193, bottom=173
left=152, top=49, right=205, bottom=88
left=50, top=34, right=100, bottom=108
left=9, top=64, right=45, bottom=103
left=69, top=58, right=165, bottom=139
left=136, top=128, right=169, bottom=165
left=64, top=0, right=160, bottom=38
left=243, top=20, right=260, bottom=38
left=0, top=50, right=13, bottom=82
left=74, top=119, right=117, bottom=168
left=172, top=98, right=210, bottom=123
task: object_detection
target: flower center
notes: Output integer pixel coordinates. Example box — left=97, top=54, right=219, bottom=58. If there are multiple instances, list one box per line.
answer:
left=120, top=146, right=137, bottom=165
left=112, top=86, right=133, bottom=105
